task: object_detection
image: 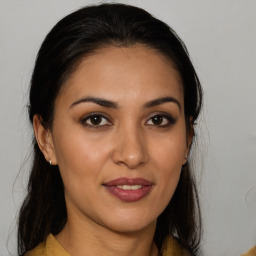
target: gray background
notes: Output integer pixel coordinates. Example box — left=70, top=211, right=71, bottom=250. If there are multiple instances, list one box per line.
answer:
left=1, top=0, right=256, bottom=255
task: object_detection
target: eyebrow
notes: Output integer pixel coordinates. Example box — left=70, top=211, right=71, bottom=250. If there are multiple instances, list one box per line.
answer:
left=144, top=96, right=181, bottom=111
left=70, top=96, right=181, bottom=111
left=70, top=97, right=118, bottom=109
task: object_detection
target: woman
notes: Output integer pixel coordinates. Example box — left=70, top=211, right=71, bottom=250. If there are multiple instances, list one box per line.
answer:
left=18, top=3, right=203, bottom=256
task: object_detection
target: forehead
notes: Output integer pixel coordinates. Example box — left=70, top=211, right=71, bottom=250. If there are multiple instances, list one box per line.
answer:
left=58, top=45, right=184, bottom=107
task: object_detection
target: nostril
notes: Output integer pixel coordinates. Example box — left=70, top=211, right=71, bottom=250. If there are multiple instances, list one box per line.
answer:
left=111, top=128, right=149, bottom=168
left=111, top=144, right=148, bottom=169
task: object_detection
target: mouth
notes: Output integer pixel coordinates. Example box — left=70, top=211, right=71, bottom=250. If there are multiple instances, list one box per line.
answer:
left=103, top=177, right=153, bottom=202
left=116, top=185, right=143, bottom=190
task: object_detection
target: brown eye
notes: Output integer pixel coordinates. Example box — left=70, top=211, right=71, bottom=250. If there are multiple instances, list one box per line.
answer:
left=146, top=114, right=176, bottom=127
left=89, top=115, right=103, bottom=125
left=151, top=115, right=164, bottom=125
left=82, top=114, right=110, bottom=127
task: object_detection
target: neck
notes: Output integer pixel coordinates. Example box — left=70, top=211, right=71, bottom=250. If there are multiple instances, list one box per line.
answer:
left=55, top=213, right=158, bottom=256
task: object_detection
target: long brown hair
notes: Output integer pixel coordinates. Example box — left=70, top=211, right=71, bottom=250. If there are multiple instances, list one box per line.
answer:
left=18, top=3, right=203, bottom=255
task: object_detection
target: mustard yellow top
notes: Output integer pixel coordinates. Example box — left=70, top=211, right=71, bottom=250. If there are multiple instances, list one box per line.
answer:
left=241, top=246, right=256, bottom=256
left=26, top=234, right=190, bottom=256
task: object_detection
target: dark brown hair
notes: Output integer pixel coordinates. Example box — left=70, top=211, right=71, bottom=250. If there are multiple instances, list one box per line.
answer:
left=18, top=3, right=203, bottom=255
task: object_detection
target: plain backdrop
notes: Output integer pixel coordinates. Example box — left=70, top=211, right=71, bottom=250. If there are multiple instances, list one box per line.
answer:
left=0, top=1, right=256, bottom=255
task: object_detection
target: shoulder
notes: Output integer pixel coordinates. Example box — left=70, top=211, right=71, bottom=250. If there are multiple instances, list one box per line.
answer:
left=241, top=246, right=256, bottom=256
left=162, top=236, right=192, bottom=256
left=25, top=242, right=45, bottom=256
left=25, top=234, right=70, bottom=256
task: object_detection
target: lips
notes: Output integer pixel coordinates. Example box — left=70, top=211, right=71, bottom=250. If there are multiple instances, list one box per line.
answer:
left=103, top=177, right=153, bottom=202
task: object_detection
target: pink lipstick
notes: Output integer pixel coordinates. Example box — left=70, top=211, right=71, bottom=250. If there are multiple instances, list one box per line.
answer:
left=103, top=177, right=153, bottom=202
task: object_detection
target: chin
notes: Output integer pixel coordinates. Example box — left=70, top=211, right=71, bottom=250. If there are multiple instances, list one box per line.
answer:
left=101, top=212, right=157, bottom=234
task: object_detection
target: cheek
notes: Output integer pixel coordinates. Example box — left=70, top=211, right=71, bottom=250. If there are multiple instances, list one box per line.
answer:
left=52, top=128, right=111, bottom=185
left=155, top=150, right=183, bottom=195
left=150, top=129, right=187, bottom=197
left=151, top=130, right=187, bottom=169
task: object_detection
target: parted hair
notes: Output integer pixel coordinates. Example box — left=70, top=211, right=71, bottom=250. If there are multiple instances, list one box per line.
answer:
left=18, top=3, right=203, bottom=256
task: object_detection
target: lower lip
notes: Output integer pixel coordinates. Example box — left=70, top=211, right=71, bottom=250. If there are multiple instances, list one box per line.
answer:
left=104, top=186, right=152, bottom=202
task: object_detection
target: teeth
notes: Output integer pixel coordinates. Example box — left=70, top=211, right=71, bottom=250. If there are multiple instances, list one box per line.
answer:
left=117, top=185, right=142, bottom=190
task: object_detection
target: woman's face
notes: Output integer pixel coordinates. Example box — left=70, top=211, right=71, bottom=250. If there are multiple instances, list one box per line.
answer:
left=45, top=45, right=190, bottom=234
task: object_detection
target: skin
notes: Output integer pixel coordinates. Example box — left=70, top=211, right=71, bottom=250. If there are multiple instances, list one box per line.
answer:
left=34, top=45, right=191, bottom=256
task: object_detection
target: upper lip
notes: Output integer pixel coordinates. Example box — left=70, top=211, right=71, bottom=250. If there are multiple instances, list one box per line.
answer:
left=103, top=177, right=153, bottom=186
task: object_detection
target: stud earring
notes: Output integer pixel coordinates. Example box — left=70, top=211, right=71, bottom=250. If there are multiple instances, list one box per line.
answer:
left=49, top=160, right=52, bottom=165
left=183, top=155, right=188, bottom=165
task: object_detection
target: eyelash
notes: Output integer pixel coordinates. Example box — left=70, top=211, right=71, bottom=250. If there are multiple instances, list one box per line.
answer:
left=80, top=112, right=112, bottom=128
left=80, top=112, right=176, bottom=128
left=146, top=113, right=176, bottom=127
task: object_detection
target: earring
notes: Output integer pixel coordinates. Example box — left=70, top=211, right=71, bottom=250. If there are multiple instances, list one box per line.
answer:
left=183, top=155, right=188, bottom=165
left=49, top=160, right=52, bottom=165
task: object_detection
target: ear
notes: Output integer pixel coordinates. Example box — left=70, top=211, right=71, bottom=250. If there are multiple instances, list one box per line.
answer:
left=187, top=124, right=194, bottom=149
left=33, top=115, right=57, bottom=165
left=184, top=118, right=194, bottom=164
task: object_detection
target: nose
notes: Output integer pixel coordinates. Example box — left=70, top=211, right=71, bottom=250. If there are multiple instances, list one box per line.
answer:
left=111, top=126, right=149, bottom=169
